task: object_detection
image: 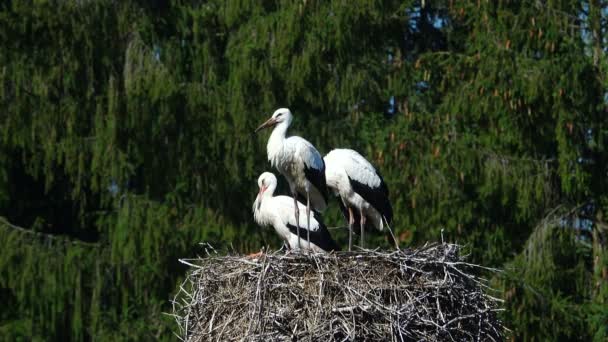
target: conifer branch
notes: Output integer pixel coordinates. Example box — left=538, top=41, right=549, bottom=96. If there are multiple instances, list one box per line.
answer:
left=0, top=216, right=100, bottom=248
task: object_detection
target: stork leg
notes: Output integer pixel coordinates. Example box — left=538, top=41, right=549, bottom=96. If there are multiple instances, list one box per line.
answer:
left=306, top=192, right=311, bottom=254
left=360, top=209, right=366, bottom=249
left=347, top=206, right=355, bottom=252
left=292, top=192, right=301, bottom=249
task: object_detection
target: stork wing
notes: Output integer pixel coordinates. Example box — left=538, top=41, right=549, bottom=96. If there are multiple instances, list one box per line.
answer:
left=292, top=137, right=329, bottom=204
left=344, top=152, right=393, bottom=224
left=303, top=163, right=328, bottom=203
left=276, top=196, right=339, bottom=252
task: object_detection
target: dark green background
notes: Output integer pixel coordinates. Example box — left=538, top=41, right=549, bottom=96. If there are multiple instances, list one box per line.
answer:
left=1, top=1, right=607, bottom=340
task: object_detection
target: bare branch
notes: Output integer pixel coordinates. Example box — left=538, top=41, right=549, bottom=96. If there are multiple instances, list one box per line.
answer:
left=171, top=244, right=505, bottom=341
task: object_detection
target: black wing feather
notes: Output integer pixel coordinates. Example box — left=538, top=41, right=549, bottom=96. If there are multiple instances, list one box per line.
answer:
left=286, top=211, right=340, bottom=252
left=295, top=193, right=324, bottom=218
left=295, top=192, right=307, bottom=206
left=337, top=198, right=350, bottom=222
left=303, top=163, right=329, bottom=204
left=349, top=173, right=393, bottom=224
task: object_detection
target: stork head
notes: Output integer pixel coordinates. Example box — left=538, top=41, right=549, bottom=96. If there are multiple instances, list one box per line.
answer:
left=254, top=108, right=293, bottom=133
left=255, top=172, right=277, bottom=209
left=257, top=172, right=277, bottom=195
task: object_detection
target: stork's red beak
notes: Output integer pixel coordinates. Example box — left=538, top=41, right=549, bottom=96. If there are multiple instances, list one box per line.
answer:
left=254, top=117, right=277, bottom=133
left=256, top=185, right=267, bottom=209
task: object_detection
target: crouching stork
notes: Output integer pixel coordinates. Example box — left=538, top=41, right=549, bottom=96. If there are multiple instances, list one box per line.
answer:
left=253, top=172, right=339, bottom=252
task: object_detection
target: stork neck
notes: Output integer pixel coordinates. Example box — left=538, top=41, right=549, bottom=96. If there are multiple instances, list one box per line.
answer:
left=263, top=182, right=276, bottom=197
left=270, top=121, right=289, bottom=142
left=267, top=121, right=289, bottom=161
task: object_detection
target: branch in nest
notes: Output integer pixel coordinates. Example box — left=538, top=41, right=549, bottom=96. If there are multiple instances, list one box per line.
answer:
left=172, top=243, right=505, bottom=341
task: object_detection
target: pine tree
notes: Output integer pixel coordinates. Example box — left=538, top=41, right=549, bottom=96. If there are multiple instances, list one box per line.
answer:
left=1, top=0, right=607, bottom=340
left=417, top=1, right=607, bottom=340
left=0, top=1, right=427, bottom=339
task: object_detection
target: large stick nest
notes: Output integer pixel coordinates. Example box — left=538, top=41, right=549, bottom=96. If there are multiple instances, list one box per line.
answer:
left=171, top=243, right=505, bottom=341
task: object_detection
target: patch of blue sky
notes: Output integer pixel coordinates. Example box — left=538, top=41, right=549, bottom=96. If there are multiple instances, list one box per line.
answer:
left=108, top=180, right=120, bottom=197
left=153, top=45, right=161, bottom=62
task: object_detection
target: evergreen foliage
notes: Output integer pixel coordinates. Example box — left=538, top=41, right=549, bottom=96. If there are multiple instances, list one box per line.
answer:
left=0, top=0, right=606, bottom=340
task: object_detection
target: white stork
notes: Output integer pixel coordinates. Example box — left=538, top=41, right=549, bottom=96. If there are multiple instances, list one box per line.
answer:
left=324, top=148, right=393, bottom=250
left=255, top=108, right=328, bottom=249
left=253, top=172, right=339, bottom=252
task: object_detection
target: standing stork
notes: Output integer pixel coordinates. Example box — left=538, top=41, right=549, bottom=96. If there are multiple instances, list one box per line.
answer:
left=253, top=172, right=339, bottom=252
left=324, top=148, right=393, bottom=251
left=255, top=108, right=328, bottom=249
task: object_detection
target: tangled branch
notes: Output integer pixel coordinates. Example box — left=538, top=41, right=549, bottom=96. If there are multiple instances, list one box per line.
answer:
left=171, top=243, right=505, bottom=341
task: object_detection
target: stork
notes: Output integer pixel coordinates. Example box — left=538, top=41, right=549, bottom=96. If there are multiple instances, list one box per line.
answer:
left=255, top=108, right=328, bottom=250
left=253, top=172, right=339, bottom=252
left=324, top=148, right=393, bottom=251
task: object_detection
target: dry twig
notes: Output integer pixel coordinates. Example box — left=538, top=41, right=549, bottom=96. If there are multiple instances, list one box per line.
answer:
left=172, top=243, right=504, bottom=341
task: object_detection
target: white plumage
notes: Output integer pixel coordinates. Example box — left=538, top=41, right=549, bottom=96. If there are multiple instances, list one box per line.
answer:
left=267, top=135, right=327, bottom=209
left=253, top=172, right=339, bottom=252
left=255, top=108, right=328, bottom=249
left=324, top=148, right=393, bottom=250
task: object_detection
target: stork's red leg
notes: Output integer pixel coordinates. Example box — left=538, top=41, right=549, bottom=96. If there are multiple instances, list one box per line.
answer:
left=360, top=209, right=366, bottom=249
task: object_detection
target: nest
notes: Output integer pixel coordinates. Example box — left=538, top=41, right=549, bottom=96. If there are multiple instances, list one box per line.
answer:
left=171, top=243, right=505, bottom=341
